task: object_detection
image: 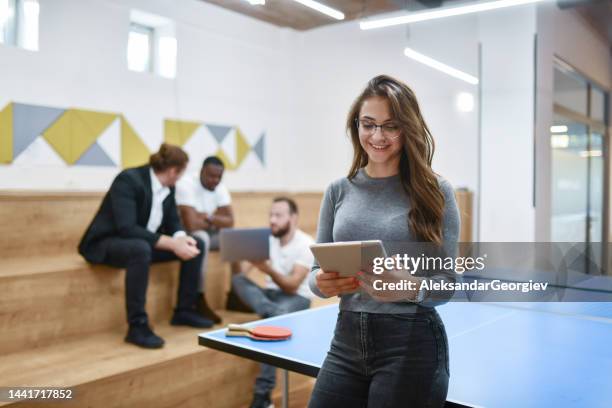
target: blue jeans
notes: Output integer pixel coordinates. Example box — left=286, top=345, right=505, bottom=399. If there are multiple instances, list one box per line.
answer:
left=231, top=274, right=311, bottom=395
left=308, top=309, right=450, bottom=408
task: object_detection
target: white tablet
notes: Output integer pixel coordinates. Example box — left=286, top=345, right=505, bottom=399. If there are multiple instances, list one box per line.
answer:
left=309, top=240, right=387, bottom=277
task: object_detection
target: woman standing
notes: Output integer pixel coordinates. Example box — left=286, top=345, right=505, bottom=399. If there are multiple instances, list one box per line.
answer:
left=308, top=75, right=460, bottom=407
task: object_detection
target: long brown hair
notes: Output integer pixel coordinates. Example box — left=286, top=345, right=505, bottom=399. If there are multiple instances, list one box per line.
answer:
left=347, top=74, right=445, bottom=245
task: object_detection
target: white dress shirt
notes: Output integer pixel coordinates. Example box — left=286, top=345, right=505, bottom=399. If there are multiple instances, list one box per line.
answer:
left=147, top=168, right=185, bottom=238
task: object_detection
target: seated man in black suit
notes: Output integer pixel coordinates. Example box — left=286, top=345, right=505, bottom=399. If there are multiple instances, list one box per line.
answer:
left=79, top=143, right=214, bottom=349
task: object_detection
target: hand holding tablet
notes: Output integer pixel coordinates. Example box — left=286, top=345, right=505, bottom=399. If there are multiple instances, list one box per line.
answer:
left=309, top=240, right=387, bottom=277
left=310, top=240, right=387, bottom=297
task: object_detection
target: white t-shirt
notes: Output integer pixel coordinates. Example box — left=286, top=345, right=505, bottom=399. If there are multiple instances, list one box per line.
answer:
left=175, top=175, right=231, bottom=215
left=267, top=229, right=315, bottom=299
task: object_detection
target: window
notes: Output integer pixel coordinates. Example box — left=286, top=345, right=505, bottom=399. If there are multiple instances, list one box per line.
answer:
left=550, top=58, right=609, bottom=273
left=0, top=0, right=17, bottom=45
left=157, top=35, right=177, bottom=79
left=127, top=10, right=176, bottom=79
left=127, top=23, right=153, bottom=73
left=0, top=0, right=39, bottom=51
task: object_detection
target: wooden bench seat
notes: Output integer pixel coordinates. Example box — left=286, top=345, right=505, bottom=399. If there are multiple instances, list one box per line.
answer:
left=0, top=254, right=179, bottom=355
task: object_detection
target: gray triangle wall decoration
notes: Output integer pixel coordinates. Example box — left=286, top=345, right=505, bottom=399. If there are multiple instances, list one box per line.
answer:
left=252, top=132, right=265, bottom=165
left=75, top=142, right=116, bottom=166
left=206, top=124, right=232, bottom=144
left=12, top=103, right=65, bottom=158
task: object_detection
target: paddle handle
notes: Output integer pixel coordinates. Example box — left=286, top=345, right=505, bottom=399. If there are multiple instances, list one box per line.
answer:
left=226, top=330, right=252, bottom=338
left=227, top=323, right=250, bottom=333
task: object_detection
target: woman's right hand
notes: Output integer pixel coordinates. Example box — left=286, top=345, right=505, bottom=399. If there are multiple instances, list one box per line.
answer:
left=315, top=269, right=359, bottom=297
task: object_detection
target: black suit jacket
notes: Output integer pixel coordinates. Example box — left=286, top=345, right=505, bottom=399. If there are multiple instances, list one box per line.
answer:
left=78, top=165, right=183, bottom=263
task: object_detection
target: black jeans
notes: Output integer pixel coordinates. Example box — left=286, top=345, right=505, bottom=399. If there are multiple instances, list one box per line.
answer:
left=308, top=309, right=450, bottom=408
left=101, top=236, right=204, bottom=325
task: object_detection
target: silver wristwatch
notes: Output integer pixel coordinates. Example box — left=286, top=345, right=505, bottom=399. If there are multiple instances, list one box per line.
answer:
left=414, top=286, right=426, bottom=303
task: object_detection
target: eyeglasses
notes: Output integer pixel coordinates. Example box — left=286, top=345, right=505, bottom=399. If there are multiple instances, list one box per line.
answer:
left=355, top=118, right=401, bottom=140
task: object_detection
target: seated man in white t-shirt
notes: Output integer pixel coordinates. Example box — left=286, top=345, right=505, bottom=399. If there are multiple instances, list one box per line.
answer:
left=176, top=156, right=235, bottom=323
left=231, top=197, right=314, bottom=408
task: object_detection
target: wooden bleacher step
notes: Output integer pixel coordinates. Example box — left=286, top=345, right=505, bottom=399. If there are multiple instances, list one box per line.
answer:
left=0, top=311, right=263, bottom=408
left=0, top=251, right=230, bottom=356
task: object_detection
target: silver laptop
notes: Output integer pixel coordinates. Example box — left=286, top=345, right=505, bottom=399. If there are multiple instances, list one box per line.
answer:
left=220, top=228, right=271, bottom=262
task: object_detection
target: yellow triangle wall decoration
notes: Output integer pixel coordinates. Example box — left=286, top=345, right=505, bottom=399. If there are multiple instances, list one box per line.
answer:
left=235, top=127, right=250, bottom=168
left=121, top=116, right=150, bottom=168
left=164, top=119, right=201, bottom=146
left=43, top=109, right=118, bottom=164
left=43, top=110, right=74, bottom=164
left=0, top=103, right=13, bottom=164
left=72, top=110, right=117, bottom=163
left=214, top=148, right=236, bottom=171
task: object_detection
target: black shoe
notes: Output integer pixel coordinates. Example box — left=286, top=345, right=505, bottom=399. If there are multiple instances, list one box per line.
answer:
left=125, top=324, right=165, bottom=349
left=249, top=393, right=274, bottom=408
left=196, top=293, right=222, bottom=324
left=226, top=288, right=254, bottom=313
left=170, top=309, right=214, bottom=328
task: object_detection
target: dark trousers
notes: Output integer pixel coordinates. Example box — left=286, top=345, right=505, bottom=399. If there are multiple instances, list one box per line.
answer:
left=101, top=236, right=204, bottom=325
left=232, top=274, right=311, bottom=394
left=308, top=309, right=450, bottom=408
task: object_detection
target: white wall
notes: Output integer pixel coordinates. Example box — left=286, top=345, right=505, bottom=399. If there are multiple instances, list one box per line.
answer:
left=477, top=6, right=537, bottom=241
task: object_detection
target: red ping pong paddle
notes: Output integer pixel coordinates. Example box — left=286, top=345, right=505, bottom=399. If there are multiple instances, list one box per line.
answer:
left=225, top=324, right=292, bottom=341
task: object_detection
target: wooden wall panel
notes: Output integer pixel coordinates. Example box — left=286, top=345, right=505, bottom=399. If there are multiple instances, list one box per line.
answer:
left=0, top=188, right=472, bottom=260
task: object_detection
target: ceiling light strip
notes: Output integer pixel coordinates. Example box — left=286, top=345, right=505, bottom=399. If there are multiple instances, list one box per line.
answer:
left=361, top=0, right=546, bottom=30
left=404, top=47, right=479, bottom=85
left=292, top=0, right=345, bottom=20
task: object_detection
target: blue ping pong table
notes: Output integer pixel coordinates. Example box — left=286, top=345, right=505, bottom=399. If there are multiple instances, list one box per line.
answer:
left=199, top=302, right=612, bottom=408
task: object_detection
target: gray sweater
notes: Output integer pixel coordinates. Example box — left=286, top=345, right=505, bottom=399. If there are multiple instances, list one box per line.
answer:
left=308, top=167, right=460, bottom=313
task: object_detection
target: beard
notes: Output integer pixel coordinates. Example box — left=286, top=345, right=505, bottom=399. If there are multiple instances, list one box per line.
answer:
left=271, top=221, right=291, bottom=238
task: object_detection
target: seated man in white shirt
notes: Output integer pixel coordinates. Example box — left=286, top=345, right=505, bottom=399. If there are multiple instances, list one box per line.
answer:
left=176, top=156, right=234, bottom=323
left=231, top=197, right=314, bottom=408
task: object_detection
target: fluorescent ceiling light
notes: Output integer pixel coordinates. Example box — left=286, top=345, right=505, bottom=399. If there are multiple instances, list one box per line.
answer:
left=404, top=47, right=479, bottom=85
left=579, top=150, right=602, bottom=157
left=361, top=0, right=546, bottom=30
left=292, top=0, right=344, bottom=20
left=550, top=125, right=568, bottom=133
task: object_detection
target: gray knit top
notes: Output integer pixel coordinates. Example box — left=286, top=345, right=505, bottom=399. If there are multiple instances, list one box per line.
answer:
left=308, top=167, right=461, bottom=313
